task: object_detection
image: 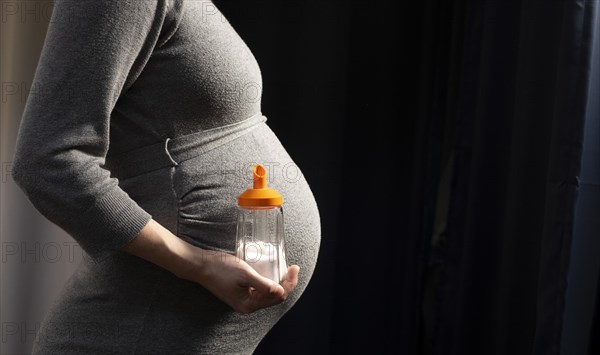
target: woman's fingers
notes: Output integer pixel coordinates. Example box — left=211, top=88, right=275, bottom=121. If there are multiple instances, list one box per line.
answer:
left=185, top=250, right=300, bottom=314
left=240, top=265, right=300, bottom=313
left=246, top=267, right=285, bottom=298
left=281, top=265, right=300, bottom=295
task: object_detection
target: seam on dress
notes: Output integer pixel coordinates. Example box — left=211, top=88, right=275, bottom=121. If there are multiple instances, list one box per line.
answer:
left=174, top=122, right=265, bottom=166
left=169, top=165, right=183, bottom=240
left=174, top=112, right=263, bottom=142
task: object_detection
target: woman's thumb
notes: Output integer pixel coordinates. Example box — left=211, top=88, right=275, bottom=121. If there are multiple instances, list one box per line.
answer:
left=247, top=268, right=284, bottom=297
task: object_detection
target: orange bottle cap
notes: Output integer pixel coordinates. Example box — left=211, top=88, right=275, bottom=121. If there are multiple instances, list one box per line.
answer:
left=238, top=164, right=283, bottom=207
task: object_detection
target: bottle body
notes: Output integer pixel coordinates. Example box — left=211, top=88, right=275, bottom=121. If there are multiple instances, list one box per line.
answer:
left=236, top=206, right=287, bottom=283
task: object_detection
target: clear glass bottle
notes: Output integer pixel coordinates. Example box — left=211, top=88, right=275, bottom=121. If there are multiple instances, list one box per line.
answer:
left=236, top=164, right=287, bottom=283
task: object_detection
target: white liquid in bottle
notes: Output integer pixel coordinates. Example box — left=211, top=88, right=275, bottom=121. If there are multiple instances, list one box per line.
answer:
left=238, top=241, right=287, bottom=282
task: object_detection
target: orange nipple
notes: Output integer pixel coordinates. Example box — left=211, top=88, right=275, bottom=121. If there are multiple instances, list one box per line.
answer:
left=238, top=164, right=283, bottom=207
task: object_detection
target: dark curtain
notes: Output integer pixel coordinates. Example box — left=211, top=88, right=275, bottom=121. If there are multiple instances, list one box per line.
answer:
left=216, top=1, right=600, bottom=354
left=432, top=1, right=599, bottom=355
left=561, top=3, right=600, bottom=354
left=217, top=1, right=428, bottom=353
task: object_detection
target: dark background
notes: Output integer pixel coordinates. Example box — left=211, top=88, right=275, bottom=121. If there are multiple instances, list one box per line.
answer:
left=215, top=1, right=600, bottom=355
left=215, top=1, right=436, bottom=353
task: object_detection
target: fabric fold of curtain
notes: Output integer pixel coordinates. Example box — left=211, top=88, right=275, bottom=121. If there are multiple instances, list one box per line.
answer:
left=427, top=1, right=599, bottom=354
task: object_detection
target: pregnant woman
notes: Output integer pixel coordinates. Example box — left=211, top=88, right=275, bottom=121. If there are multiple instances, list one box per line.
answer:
left=11, top=1, right=321, bottom=353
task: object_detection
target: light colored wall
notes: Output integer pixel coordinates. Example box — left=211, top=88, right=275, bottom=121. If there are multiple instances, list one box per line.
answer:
left=1, top=2, right=83, bottom=354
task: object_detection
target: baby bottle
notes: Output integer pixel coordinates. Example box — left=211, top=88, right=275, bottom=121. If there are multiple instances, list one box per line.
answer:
left=236, top=164, right=288, bottom=283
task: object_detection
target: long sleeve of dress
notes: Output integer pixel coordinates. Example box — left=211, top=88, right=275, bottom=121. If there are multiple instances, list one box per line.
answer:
left=11, top=0, right=169, bottom=262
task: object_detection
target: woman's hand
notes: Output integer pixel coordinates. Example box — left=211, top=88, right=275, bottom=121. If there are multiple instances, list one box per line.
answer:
left=123, top=219, right=299, bottom=314
left=181, top=250, right=300, bottom=314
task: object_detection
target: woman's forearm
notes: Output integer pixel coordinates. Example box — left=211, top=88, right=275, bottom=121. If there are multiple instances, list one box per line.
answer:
left=121, top=218, right=299, bottom=314
left=122, top=219, right=197, bottom=279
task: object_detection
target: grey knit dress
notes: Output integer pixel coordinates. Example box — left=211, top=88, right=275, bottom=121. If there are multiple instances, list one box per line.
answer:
left=11, top=1, right=321, bottom=354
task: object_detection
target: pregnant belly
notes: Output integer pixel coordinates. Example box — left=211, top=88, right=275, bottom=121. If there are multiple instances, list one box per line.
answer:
left=170, top=122, right=321, bottom=274
left=39, top=122, right=321, bottom=354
